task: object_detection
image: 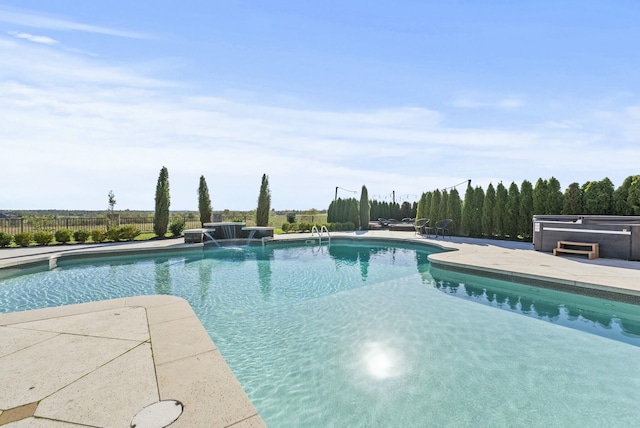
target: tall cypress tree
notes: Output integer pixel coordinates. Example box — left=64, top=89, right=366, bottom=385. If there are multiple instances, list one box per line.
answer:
left=482, top=183, right=496, bottom=237
left=628, top=176, right=640, bottom=215
left=416, top=192, right=428, bottom=220
left=256, top=173, right=271, bottom=226
left=350, top=198, right=360, bottom=229
left=198, top=175, right=213, bottom=226
left=494, top=182, right=507, bottom=238
left=533, top=178, right=548, bottom=215
left=359, top=185, right=370, bottom=230
left=461, top=185, right=475, bottom=236
left=519, top=180, right=534, bottom=240
left=505, top=182, right=520, bottom=239
left=471, top=186, right=485, bottom=237
left=546, top=177, right=564, bottom=214
left=424, top=192, right=433, bottom=222
left=429, top=189, right=441, bottom=223
left=562, top=182, right=582, bottom=215
left=582, top=178, right=614, bottom=214
left=153, top=166, right=170, bottom=237
left=439, top=190, right=449, bottom=222
left=447, top=188, right=462, bottom=235
left=613, top=176, right=636, bottom=215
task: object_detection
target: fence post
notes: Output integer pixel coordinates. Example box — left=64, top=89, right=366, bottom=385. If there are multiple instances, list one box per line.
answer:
left=20, top=217, right=24, bottom=233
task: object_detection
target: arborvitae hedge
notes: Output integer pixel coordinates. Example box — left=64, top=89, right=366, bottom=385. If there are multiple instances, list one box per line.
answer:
left=482, top=183, right=495, bottom=237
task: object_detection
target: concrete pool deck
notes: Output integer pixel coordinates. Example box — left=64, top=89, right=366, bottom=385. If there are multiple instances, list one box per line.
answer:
left=1, top=231, right=640, bottom=426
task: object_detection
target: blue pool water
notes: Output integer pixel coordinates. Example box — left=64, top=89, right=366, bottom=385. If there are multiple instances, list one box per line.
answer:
left=2, top=241, right=640, bottom=427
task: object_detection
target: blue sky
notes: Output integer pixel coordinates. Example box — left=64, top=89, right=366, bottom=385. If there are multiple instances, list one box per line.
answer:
left=1, top=1, right=639, bottom=211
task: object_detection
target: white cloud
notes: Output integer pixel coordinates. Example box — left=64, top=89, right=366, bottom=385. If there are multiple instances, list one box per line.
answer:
left=0, top=6, right=149, bottom=39
left=8, top=30, right=58, bottom=45
left=0, top=32, right=638, bottom=211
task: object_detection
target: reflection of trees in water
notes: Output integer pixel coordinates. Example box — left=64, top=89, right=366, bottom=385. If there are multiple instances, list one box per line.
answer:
left=415, top=251, right=431, bottom=283
left=432, top=276, right=640, bottom=337
left=256, top=248, right=274, bottom=299
left=359, top=250, right=370, bottom=281
left=198, top=263, right=211, bottom=300
left=328, top=245, right=381, bottom=281
left=154, top=259, right=172, bottom=295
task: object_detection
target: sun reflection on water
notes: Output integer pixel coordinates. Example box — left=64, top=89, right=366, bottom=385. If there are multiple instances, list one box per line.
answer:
left=361, top=341, right=404, bottom=380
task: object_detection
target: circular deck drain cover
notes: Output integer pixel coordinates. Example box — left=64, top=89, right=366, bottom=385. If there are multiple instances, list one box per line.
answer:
left=130, top=400, right=183, bottom=428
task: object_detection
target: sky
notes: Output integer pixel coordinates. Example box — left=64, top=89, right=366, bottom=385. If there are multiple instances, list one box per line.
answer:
left=1, top=1, right=639, bottom=211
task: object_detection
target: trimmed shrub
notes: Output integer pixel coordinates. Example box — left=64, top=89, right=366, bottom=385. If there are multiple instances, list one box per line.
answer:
left=120, top=226, right=141, bottom=241
left=73, top=229, right=91, bottom=243
left=91, top=229, right=107, bottom=243
left=286, top=213, right=296, bottom=223
left=298, top=222, right=312, bottom=232
left=54, top=229, right=73, bottom=244
left=281, top=222, right=291, bottom=233
left=0, top=232, right=12, bottom=247
left=14, top=232, right=32, bottom=247
left=169, top=218, right=185, bottom=237
left=106, top=227, right=123, bottom=242
left=33, top=231, right=54, bottom=246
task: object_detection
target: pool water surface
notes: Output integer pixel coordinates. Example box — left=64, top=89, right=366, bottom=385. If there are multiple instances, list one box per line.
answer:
left=1, top=242, right=640, bottom=427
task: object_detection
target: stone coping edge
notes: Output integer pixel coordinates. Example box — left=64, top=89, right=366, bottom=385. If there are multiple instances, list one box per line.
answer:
left=0, top=295, right=266, bottom=427
left=428, top=258, right=640, bottom=305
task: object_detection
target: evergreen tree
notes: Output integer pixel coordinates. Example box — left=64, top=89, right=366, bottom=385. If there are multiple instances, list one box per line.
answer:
left=369, top=200, right=378, bottom=220
left=505, top=182, right=520, bottom=239
left=429, top=190, right=441, bottom=223
left=411, top=201, right=418, bottom=218
left=416, top=193, right=428, bottom=219
left=628, top=176, right=640, bottom=215
left=327, top=199, right=336, bottom=223
left=613, top=175, right=640, bottom=215
left=562, top=182, right=582, bottom=215
left=197, top=175, right=213, bottom=225
left=256, top=173, right=271, bottom=226
left=519, top=180, right=534, bottom=240
left=546, top=177, right=564, bottom=214
left=349, top=198, right=360, bottom=229
left=391, top=202, right=401, bottom=220
left=582, top=178, right=614, bottom=214
left=439, top=190, right=449, bottom=222
left=482, top=183, right=496, bottom=237
left=461, top=185, right=475, bottom=236
left=153, top=166, right=170, bottom=237
left=400, top=201, right=413, bottom=219
left=533, top=178, right=547, bottom=215
left=471, top=186, right=485, bottom=237
left=424, top=192, right=433, bottom=221
left=359, top=185, right=370, bottom=230
left=494, top=182, right=507, bottom=238
left=447, top=188, right=462, bottom=235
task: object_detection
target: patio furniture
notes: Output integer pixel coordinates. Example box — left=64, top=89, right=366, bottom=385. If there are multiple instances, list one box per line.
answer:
left=434, top=219, right=453, bottom=239
left=414, top=218, right=429, bottom=236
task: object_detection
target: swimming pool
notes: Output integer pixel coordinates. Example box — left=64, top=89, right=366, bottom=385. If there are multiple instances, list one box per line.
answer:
left=2, top=241, right=640, bottom=426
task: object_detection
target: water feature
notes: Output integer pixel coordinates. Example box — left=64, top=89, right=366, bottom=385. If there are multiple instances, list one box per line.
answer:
left=203, top=232, right=220, bottom=247
left=246, top=229, right=257, bottom=245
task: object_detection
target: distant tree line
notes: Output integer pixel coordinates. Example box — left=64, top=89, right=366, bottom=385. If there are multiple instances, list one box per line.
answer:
left=326, top=175, right=640, bottom=240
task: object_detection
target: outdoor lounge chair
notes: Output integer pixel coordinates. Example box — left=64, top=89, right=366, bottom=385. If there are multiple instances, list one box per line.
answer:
left=414, top=218, right=429, bottom=235
left=434, top=219, right=453, bottom=239
left=378, top=218, right=391, bottom=228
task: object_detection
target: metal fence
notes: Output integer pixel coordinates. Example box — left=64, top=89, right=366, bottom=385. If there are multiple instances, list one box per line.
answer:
left=0, top=216, right=202, bottom=235
left=0, top=212, right=319, bottom=235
